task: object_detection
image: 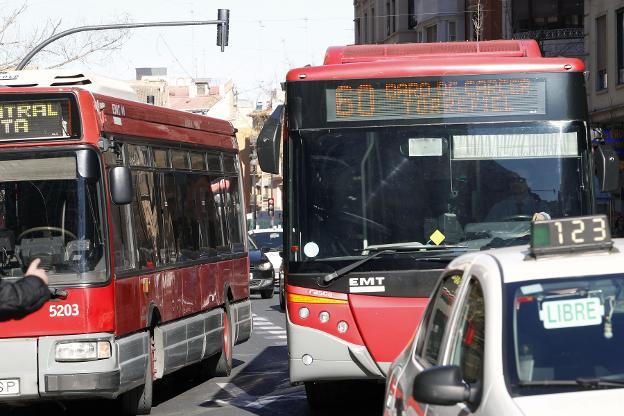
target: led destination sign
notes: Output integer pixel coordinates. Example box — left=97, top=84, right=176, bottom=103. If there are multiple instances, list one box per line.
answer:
left=326, top=77, right=546, bottom=122
left=0, top=99, right=70, bottom=141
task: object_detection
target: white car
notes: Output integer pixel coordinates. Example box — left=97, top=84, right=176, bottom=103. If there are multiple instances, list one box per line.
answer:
left=248, top=227, right=283, bottom=274
left=385, top=215, right=624, bottom=416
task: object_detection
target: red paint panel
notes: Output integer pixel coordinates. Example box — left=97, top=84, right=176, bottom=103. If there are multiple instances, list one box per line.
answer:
left=219, top=261, right=232, bottom=298
left=287, top=57, right=584, bottom=82
left=115, top=277, right=143, bottom=336
left=287, top=284, right=348, bottom=300
left=0, top=286, right=115, bottom=338
left=181, top=267, right=201, bottom=316
left=286, top=284, right=364, bottom=346
left=348, top=295, right=428, bottom=363
left=230, top=257, right=249, bottom=302
left=94, top=94, right=234, bottom=136
left=100, top=115, right=234, bottom=149
left=323, top=40, right=543, bottom=65
left=200, top=263, right=220, bottom=310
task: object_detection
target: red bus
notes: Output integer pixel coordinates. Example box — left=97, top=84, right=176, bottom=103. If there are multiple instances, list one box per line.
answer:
left=257, top=40, right=618, bottom=408
left=0, top=71, right=251, bottom=414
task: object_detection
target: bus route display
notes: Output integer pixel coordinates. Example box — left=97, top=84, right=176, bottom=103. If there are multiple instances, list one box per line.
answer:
left=0, top=99, right=70, bottom=140
left=326, top=77, right=546, bottom=122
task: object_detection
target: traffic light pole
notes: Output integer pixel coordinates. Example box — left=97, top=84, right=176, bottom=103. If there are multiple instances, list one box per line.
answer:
left=16, top=9, right=230, bottom=70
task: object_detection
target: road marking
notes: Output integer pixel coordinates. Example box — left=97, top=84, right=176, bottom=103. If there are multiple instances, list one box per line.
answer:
left=215, top=382, right=255, bottom=402
left=252, top=313, right=287, bottom=345
left=245, top=394, right=307, bottom=409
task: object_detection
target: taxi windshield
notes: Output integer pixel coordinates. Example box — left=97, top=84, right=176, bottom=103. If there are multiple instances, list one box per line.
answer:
left=250, top=230, right=283, bottom=251
left=505, top=275, right=624, bottom=395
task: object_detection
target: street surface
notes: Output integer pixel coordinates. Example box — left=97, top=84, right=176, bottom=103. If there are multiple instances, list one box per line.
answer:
left=1, top=292, right=384, bottom=416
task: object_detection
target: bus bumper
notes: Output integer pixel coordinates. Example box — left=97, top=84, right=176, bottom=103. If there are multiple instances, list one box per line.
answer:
left=0, top=331, right=149, bottom=402
left=288, top=319, right=385, bottom=383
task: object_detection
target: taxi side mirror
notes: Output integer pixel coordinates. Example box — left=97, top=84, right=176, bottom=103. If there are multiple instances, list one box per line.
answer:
left=412, top=365, right=479, bottom=406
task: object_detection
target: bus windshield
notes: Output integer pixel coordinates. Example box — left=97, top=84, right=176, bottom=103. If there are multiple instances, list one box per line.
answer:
left=291, top=121, right=589, bottom=261
left=0, top=151, right=106, bottom=285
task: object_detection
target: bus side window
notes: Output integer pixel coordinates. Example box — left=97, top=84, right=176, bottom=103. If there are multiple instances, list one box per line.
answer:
left=160, top=173, right=178, bottom=264
left=209, top=175, right=230, bottom=254
left=224, top=176, right=245, bottom=253
left=130, top=170, right=160, bottom=269
left=111, top=202, right=134, bottom=271
left=173, top=172, right=200, bottom=261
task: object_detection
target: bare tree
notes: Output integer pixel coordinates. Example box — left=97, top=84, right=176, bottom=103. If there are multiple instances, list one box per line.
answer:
left=471, top=0, right=484, bottom=42
left=0, top=3, right=129, bottom=71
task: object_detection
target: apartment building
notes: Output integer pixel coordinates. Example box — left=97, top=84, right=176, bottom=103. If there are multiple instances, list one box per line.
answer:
left=354, top=0, right=418, bottom=43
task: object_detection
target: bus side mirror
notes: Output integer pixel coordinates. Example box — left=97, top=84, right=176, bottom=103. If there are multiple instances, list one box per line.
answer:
left=257, top=105, right=283, bottom=174
left=109, top=166, right=133, bottom=205
left=595, top=145, right=620, bottom=192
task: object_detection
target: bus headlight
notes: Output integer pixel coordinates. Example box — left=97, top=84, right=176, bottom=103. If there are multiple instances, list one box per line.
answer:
left=55, top=341, right=112, bottom=362
left=299, top=307, right=310, bottom=319
left=256, top=261, right=272, bottom=271
left=337, top=321, right=348, bottom=333
left=318, top=311, right=330, bottom=323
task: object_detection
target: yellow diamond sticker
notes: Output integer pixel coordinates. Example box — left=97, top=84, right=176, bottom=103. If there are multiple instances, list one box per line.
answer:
left=429, top=230, right=446, bottom=245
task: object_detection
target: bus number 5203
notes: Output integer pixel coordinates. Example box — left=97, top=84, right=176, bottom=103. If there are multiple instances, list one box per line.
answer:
left=49, top=304, right=79, bottom=317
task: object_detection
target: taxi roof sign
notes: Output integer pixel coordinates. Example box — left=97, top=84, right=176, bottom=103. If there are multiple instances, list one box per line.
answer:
left=530, top=215, right=613, bottom=257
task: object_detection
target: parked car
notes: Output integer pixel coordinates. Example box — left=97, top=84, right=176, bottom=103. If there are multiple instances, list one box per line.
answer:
left=248, top=227, right=283, bottom=285
left=248, top=236, right=275, bottom=299
left=384, top=215, right=624, bottom=416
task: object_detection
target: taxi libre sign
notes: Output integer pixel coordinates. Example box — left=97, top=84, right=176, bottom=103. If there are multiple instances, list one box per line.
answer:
left=0, top=99, right=67, bottom=140
left=540, top=297, right=604, bottom=329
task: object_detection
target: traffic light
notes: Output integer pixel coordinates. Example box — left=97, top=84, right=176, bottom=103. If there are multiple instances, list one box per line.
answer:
left=268, top=197, right=274, bottom=217
left=216, top=9, right=230, bottom=52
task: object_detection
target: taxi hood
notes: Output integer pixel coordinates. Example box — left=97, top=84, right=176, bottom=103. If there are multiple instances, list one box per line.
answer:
left=513, top=389, right=623, bottom=415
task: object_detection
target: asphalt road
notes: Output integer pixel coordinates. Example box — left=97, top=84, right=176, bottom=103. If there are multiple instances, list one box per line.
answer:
left=1, top=292, right=385, bottom=416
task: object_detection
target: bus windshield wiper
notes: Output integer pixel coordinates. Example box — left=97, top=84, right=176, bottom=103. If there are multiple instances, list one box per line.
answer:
left=364, top=243, right=469, bottom=252
left=320, top=250, right=395, bottom=286
left=319, top=244, right=472, bottom=286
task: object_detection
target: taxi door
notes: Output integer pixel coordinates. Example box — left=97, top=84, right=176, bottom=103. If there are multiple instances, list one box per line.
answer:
left=428, top=274, right=486, bottom=416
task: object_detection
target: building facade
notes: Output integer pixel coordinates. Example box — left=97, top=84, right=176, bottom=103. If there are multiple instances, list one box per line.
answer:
left=509, top=0, right=584, bottom=57
left=585, top=0, right=624, bottom=227
left=354, top=0, right=418, bottom=44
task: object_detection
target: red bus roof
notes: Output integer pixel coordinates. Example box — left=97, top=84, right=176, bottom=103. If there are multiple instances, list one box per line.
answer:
left=0, top=86, right=236, bottom=150
left=323, top=39, right=543, bottom=64
left=287, top=40, right=584, bottom=82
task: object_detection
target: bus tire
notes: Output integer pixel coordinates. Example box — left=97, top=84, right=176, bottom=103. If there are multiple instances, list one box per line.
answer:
left=304, top=381, right=330, bottom=410
left=120, top=335, right=154, bottom=415
left=260, top=288, right=274, bottom=299
left=213, top=308, right=233, bottom=376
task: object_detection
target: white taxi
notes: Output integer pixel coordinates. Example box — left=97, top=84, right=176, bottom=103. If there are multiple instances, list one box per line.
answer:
left=384, top=215, right=624, bottom=416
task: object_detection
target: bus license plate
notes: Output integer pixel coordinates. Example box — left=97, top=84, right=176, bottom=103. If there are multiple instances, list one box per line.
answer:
left=0, top=379, right=19, bottom=395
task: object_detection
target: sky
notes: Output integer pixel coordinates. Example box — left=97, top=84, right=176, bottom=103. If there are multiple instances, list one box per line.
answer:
left=15, top=0, right=355, bottom=101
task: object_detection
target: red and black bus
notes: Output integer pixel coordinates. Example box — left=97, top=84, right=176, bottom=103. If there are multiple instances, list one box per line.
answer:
left=0, top=71, right=251, bottom=414
left=257, top=40, right=618, bottom=407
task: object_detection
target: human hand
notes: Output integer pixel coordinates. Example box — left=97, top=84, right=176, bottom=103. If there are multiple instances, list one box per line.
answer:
left=25, top=258, right=49, bottom=285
